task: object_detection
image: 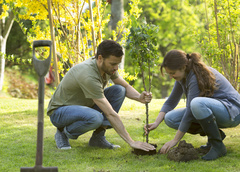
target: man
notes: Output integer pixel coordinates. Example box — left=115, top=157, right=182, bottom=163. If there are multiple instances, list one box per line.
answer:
left=47, top=40, right=155, bottom=152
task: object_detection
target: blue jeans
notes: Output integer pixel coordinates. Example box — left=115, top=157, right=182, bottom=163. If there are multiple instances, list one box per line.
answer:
left=50, top=85, right=126, bottom=139
left=164, top=97, right=240, bottom=130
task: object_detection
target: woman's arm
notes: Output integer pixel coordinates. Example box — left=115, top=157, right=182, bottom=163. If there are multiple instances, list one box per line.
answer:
left=145, top=82, right=183, bottom=133
left=178, top=73, right=201, bottom=132
left=161, top=81, right=184, bottom=112
left=160, top=130, right=186, bottom=154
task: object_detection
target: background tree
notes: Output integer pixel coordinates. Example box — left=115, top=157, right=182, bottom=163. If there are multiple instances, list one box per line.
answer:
left=0, top=0, right=142, bottom=93
left=196, top=0, right=240, bottom=92
left=108, top=0, right=125, bottom=69
left=15, top=0, right=141, bottom=81
left=6, top=21, right=32, bottom=70
left=0, top=1, right=15, bottom=91
left=125, top=0, right=205, bottom=98
left=3, top=0, right=239, bottom=97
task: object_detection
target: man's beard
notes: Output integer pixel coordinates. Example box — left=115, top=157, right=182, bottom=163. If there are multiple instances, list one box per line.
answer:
left=101, top=62, right=114, bottom=75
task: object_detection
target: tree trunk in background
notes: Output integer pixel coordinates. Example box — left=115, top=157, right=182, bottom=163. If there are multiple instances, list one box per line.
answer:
left=239, top=44, right=240, bottom=93
left=108, top=0, right=124, bottom=30
left=0, top=9, right=15, bottom=91
left=0, top=38, right=6, bottom=91
left=108, top=0, right=125, bottom=69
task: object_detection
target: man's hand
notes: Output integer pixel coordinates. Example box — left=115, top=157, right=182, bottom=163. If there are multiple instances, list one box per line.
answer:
left=130, top=141, right=156, bottom=151
left=139, top=91, right=152, bottom=103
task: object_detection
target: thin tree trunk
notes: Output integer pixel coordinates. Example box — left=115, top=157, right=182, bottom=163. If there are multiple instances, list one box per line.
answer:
left=238, top=44, right=240, bottom=92
left=0, top=51, right=5, bottom=91
left=0, top=10, right=14, bottom=91
left=140, top=66, right=149, bottom=143
left=213, top=0, right=230, bottom=81
left=145, top=102, right=149, bottom=143
left=48, top=0, right=60, bottom=86
left=108, top=0, right=124, bottom=69
left=108, top=0, right=124, bottom=31
left=227, top=0, right=237, bottom=89
left=96, top=0, right=102, bottom=45
left=204, top=0, right=212, bottom=66
left=77, top=1, right=85, bottom=61
left=88, top=0, right=96, bottom=55
left=76, top=1, right=81, bottom=63
left=234, top=43, right=239, bottom=89
left=214, top=0, right=221, bottom=49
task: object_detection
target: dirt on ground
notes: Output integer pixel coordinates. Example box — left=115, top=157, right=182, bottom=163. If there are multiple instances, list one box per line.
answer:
left=132, top=144, right=157, bottom=155
left=132, top=140, right=209, bottom=161
left=165, top=140, right=209, bottom=162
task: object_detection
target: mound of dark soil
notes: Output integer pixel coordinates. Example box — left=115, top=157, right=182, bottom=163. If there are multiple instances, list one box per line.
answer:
left=166, top=140, right=209, bottom=162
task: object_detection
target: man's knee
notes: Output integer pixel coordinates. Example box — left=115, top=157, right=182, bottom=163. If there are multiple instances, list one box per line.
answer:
left=89, top=113, right=104, bottom=129
left=113, top=85, right=126, bottom=96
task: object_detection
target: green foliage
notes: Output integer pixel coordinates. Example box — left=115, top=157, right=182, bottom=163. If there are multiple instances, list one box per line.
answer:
left=110, top=0, right=142, bottom=47
left=139, top=0, right=204, bottom=54
left=3, top=67, right=53, bottom=99
left=126, top=19, right=160, bottom=142
left=125, top=0, right=206, bottom=98
left=195, top=0, right=240, bottom=92
left=7, top=0, right=142, bottom=83
left=126, top=19, right=160, bottom=92
left=6, top=21, right=32, bottom=70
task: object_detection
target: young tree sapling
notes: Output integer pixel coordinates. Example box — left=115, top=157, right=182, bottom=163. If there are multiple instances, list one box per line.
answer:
left=127, top=20, right=159, bottom=143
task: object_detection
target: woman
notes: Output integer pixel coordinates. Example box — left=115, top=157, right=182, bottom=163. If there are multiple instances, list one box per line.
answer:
left=145, top=49, right=240, bottom=160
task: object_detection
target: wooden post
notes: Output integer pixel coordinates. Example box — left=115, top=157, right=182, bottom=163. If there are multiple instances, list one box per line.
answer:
left=47, top=0, right=60, bottom=86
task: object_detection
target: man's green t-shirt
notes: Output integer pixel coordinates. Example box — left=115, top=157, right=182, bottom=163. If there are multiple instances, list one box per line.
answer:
left=47, top=57, right=119, bottom=116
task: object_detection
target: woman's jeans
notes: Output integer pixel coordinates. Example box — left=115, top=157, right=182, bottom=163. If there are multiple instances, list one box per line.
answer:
left=164, top=97, right=240, bottom=130
left=50, top=85, right=126, bottom=139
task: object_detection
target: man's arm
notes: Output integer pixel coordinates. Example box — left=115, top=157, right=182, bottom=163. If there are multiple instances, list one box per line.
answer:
left=112, top=76, right=152, bottom=103
left=93, top=97, right=155, bottom=151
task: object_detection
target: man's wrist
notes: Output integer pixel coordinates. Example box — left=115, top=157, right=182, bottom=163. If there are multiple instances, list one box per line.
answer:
left=138, top=94, right=142, bottom=102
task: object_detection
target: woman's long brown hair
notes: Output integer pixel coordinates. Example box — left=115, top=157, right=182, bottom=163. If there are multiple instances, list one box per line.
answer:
left=161, top=49, right=217, bottom=97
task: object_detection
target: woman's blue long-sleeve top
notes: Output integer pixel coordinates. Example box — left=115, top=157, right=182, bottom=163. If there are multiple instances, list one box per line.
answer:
left=160, top=67, right=240, bottom=132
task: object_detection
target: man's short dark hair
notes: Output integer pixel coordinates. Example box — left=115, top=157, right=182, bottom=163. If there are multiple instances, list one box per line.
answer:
left=95, top=40, right=124, bottom=59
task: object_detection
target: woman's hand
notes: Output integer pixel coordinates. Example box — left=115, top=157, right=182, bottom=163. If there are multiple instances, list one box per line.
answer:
left=159, top=139, right=178, bottom=154
left=144, top=122, right=159, bottom=134
left=159, top=130, right=185, bottom=154
left=144, top=111, right=165, bottom=134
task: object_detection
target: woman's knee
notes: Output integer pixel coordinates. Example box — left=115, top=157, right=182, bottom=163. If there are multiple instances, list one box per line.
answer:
left=164, top=109, right=186, bottom=130
left=190, top=97, right=203, bottom=112
left=164, top=113, right=178, bottom=129
left=190, top=97, right=213, bottom=119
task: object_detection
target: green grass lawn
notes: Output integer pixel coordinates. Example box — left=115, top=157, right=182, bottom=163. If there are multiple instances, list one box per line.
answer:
left=1, top=97, right=240, bottom=172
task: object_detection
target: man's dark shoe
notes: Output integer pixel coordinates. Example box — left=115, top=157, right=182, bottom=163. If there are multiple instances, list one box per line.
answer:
left=89, top=129, right=120, bottom=149
left=55, top=128, right=71, bottom=150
